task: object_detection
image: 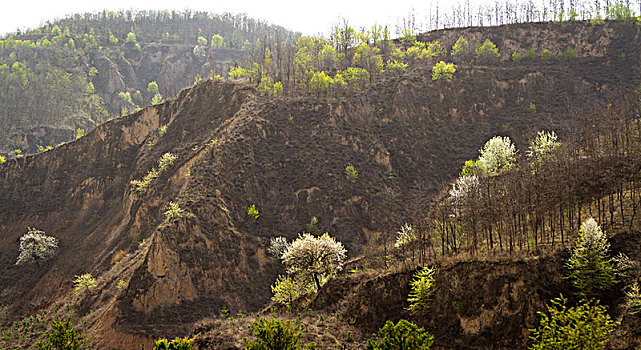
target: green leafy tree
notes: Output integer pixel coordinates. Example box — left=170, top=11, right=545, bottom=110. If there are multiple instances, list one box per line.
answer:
left=73, top=273, right=97, bottom=294
left=566, top=218, right=617, bottom=297
left=308, top=71, right=331, bottom=95
left=271, top=275, right=300, bottom=307
left=281, top=233, right=346, bottom=292
left=15, top=228, right=58, bottom=267
left=273, top=82, right=284, bottom=96
left=352, top=45, right=383, bottom=81
left=36, top=317, right=90, bottom=350
left=475, top=39, right=500, bottom=64
left=407, top=267, right=435, bottom=315
left=243, top=317, right=315, bottom=350
left=341, top=67, right=370, bottom=89
left=451, top=37, right=474, bottom=63
left=125, top=32, right=137, bottom=44
left=366, top=319, right=433, bottom=350
left=211, top=34, right=224, bottom=48
left=147, top=81, right=159, bottom=96
left=529, top=295, right=616, bottom=350
left=431, top=61, right=455, bottom=81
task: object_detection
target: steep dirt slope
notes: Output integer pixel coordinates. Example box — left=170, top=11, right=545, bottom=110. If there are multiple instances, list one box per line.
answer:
left=1, top=21, right=640, bottom=348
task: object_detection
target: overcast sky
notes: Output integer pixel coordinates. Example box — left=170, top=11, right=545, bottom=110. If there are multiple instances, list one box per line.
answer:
left=0, top=0, right=440, bottom=37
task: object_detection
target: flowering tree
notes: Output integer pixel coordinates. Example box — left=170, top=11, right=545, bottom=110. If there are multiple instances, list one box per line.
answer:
left=15, top=228, right=58, bottom=267
left=478, top=136, right=517, bottom=174
left=527, top=130, right=560, bottom=166
left=566, top=218, right=616, bottom=296
left=281, top=233, right=346, bottom=291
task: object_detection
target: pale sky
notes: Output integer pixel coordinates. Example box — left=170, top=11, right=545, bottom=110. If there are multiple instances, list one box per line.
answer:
left=0, top=0, right=439, bottom=37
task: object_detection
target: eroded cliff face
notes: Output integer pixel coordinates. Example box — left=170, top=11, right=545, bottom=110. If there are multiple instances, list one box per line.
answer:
left=1, top=21, right=640, bottom=348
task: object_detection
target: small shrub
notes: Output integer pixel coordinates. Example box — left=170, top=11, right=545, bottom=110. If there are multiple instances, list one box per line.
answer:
left=345, top=164, right=358, bottom=183
left=247, top=204, right=260, bottom=222
left=242, top=317, right=315, bottom=349
left=541, top=49, right=556, bottom=62
left=36, top=317, right=90, bottom=350
left=431, top=61, right=456, bottom=80
left=164, top=201, right=184, bottom=220
left=0, top=155, right=5, bottom=164
left=158, top=124, right=168, bottom=137
left=153, top=337, right=194, bottom=350
left=366, top=319, right=433, bottom=349
left=158, top=152, right=177, bottom=171
left=76, top=128, right=85, bottom=140
left=306, top=216, right=320, bottom=235
left=407, top=267, right=435, bottom=315
left=529, top=295, right=616, bottom=350
left=73, top=274, right=97, bottom=294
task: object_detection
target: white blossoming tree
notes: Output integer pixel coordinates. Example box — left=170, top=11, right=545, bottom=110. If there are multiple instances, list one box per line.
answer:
left=15, top=228, right=58, bottom=267
left=478, top=136, right=517, bottom=174
left=281, top=233, right=347, bottom=292
left=566, top=218, right=617, bottom=296
left=527, top=130, right=560, bottom=166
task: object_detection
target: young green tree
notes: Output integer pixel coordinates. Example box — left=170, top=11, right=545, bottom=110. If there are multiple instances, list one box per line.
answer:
left=475, top=39, right=500, bottom=64
left=431, top=61, right=456, bottom=81
left=407, top=267, right=436, bottom=315
left=271, top=275, right=299, bottom=307
left=36, top=317, right=90, bottom=350
left=125, top=32, right=137, bottom=44
left=529, top=295, right=616, bottom=350
left=243, top=317, right=315, bottom=350
left=73, top=273, right=97, bottom=294
left=211, top=34, right=224, bottom=48
left=566, top=218, right=617, bottom=297
left=15, top=228, right=58, bottom=267
left=308, top=71, right=331, bottom=95
left=341, top=67, right=370, bottom=89
left=451, top=37, right=474, bottom=63
left=281, top=233, right=346, bottom=292
left=366, top=319, right=433, bottom=350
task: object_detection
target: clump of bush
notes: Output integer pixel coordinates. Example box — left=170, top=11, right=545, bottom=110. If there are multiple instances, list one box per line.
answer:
left=529, top=295, right=615, bottom=350
left=366, top=319, right=433, bottom=349
left=243, top=317, right=315, bottom=349
left=153, top=337, right=193, bottom=350
left=432, top=61, right=455, bottom=80
left=130, top=152, right=178, bottom=193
